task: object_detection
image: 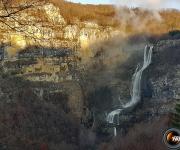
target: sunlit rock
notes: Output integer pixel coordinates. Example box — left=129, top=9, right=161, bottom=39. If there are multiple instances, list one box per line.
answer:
left=43, top=3, right=66, bottom=25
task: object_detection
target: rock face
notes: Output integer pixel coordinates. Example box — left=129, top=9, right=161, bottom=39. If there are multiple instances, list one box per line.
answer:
left=0, top=1, right=180, bottom=149
left=117, top=39, right=180, bottom=125
left=153, top=40, right=179, bottom=96
left=43, top=3, right=67, bottom=25
left=141, top=39, right=180, bottom=118
left=0, top=1, right=118, bottom=119
left=0, top=2, right=114, bottom=58
left=83, top=37, right=180, bottom=132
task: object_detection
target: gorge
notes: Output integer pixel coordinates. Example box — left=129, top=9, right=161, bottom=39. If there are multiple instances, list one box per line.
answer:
left=0, top=0, right=179, bottom=150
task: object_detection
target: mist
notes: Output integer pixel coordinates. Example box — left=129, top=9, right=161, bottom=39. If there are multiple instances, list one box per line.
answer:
left=112, top=0, right=180, bottom=10
left=81, top=34, right=150, bottom=98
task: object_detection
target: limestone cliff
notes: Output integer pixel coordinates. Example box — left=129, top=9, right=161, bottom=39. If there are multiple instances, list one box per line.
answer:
left=147, top=39, right=180, bottom=113
left=131, top=38, right=180, bottom=122
left=0, top=2, right=116, bottom=59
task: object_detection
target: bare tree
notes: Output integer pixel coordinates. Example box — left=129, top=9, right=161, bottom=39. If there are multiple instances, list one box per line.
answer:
left=0, top=0, right=47, bottom=40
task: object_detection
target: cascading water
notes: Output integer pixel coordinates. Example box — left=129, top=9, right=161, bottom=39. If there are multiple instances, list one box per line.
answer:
left=124, top=45, right=153, bottom=108
left=106, top=45, right=153, bottom=136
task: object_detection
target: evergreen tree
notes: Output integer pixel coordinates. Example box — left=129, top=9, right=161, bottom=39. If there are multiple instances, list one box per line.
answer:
left=172, top=103, right=180, bottom=129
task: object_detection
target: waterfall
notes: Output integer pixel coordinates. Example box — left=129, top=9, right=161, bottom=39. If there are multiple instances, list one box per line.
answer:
left=106, top=109, right=122, bottom=124
left=123, top=45, right=153, bottom=108
left=106, top=45, right=153, bottom=128
left=114, top=127, right=117, bottom=136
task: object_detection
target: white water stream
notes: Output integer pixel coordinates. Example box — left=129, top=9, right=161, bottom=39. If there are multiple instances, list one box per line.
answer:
left=106, top=45, right=153, bottom=136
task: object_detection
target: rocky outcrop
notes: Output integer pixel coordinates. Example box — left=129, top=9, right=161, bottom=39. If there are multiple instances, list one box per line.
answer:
left=0, top=2, right=115, bottom=59
left=151, top=40, right=180, bottom=98
left=141, top=39, right=180, bottom=118
left=43, top=3, right=67, bottom=25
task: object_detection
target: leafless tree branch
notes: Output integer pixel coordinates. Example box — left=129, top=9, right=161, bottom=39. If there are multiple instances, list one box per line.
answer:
left=0, top=0, right=47, bottom=40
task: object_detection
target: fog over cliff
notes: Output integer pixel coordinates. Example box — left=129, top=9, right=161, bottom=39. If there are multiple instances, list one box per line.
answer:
left=113, top=0, right=180, bottom=10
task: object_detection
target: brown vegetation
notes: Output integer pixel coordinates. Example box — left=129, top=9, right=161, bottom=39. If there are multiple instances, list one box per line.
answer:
left=50, top=0, right=180, bottom=34
left=0, top=74, right=80, bottom=150
left=50, top=0, right=118, bottom=26
left=98, top=116, right=170, bottom=150
left=1, top=0, right=180, bottom=34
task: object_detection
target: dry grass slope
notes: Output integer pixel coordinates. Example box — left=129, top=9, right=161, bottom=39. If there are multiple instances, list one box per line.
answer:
left=50, top=0, right=180, bottom=34
left=50, top=0, right=118, bottom=26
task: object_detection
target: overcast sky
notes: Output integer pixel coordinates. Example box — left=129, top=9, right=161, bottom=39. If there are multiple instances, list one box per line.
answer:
left=67, top=0, right=180, bottom=10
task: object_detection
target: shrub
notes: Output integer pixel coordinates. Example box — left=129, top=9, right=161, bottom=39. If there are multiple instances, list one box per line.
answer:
left=172, top=103, right=180, bottom=129
left=98, top=117, right=170, bottom=150
left=169, top=30, right=180, bottom=37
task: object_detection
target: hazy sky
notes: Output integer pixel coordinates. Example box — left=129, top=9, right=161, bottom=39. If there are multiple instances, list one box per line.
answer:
left=67, top=0, right=180, bottom=10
